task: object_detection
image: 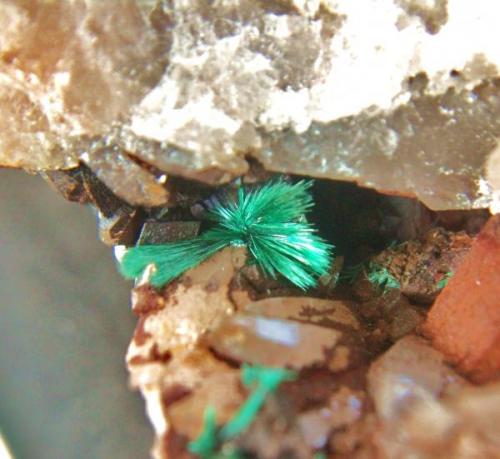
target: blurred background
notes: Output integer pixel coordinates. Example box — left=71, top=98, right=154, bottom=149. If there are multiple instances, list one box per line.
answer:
left=0, top=169, right=152, bottom=458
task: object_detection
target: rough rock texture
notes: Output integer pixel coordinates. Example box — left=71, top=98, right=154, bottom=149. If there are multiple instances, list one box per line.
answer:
left=425, top=214, right=500, bottom=382
left=1, top=0, right=499, bottom=210
left=371, top=227, right=473, bottom=304
left=125, top=241, right=372, bottom=457
left=244, top=297, right=362, bottom=331
left=111, top=167, right=492, bottom=457
left=368, top=337, right=500, bottom=458
left=126, top=247, right=247, bottom=458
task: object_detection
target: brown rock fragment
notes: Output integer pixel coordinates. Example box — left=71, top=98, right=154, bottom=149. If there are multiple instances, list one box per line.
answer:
left=82, top=167, right=124, bottom=218
left=98, top=207, right=143, bottom=246
left=40, top=167, right=89, bottom=203
left=139, top=350, right=242, bottom=459
left=353, top=286, right=424, bottom=351
left=167, top=367, right=244, bottom=440
left=329, top=413, right=377, bottom=458
left=386, top=302, right=424, bottom=341
left=131, top=284, right=167, bottom=315
left=367, top=227, right=473, bottom=304
left=43, top=164, right=145, bottom=245
left=208, top=313, right=364, bottom=371
left=298, top=386, right=366, bottom=449
left=82, top=147, right=170, bottom=207
left=237, top=263, right=302, bottom=298
left=425, top=214, right=500, bottom=382
left=128, top=247, right=246, bottom=360
left=235, top=395, right=313, bottom=459
left=137, top=221, right=201, bottom=245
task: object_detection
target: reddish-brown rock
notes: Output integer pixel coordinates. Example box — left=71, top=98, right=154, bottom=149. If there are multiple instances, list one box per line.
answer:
left=425, top=215, right=500, bottom=382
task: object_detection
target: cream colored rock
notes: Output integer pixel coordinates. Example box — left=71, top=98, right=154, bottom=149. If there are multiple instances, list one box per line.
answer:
left=1, top=0, right=499, bottom=209
left=126, top=247, right=247, bottom=458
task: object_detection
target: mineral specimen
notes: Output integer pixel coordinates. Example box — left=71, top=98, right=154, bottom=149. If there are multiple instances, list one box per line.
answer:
left=364, top=227, right=473, bottom=304
left=3, top=2, right=500, bottom=458
left=1, top=1, right=499, bottom=210
left=370, top=337, right=499, bottom=459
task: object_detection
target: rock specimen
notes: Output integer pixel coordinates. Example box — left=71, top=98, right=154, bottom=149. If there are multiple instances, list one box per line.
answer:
left=125, top=240, right=370, bottom=457
left=1, top=0, right=499, bottom=210
left=373, top=381, right=500, bottom=458
left=425, top=214, right=500, bottom=382
left=2, top=2, right=499, bottom=458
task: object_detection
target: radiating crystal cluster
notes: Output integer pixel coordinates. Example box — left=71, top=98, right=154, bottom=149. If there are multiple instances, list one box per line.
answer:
left=0, top=0, right=499, bottom=210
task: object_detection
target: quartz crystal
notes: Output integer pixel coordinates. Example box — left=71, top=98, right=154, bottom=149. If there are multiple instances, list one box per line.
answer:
left=0, top=1, right=499, bottom=210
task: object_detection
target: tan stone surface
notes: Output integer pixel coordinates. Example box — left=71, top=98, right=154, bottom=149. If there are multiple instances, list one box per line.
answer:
left=1, top=1, right=499, bottom=209
left=125, top=247, right=247, bottom=458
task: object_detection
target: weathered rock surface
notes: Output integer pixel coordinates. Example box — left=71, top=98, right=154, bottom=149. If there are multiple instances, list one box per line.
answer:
left=1, top=1, right=499, bottom=210
left=4, top=3, right=499, bottom=458
left=425, top=214, right=500, bottom=382
left=235, top=394, right=319, bottom=459
left=126, top=247, right=247, bottom=457
left=368, top=227, right=473, bottom=304
left=297, top=385, right=367, bottom=451
left=124, top=245, right=372, bottom=457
